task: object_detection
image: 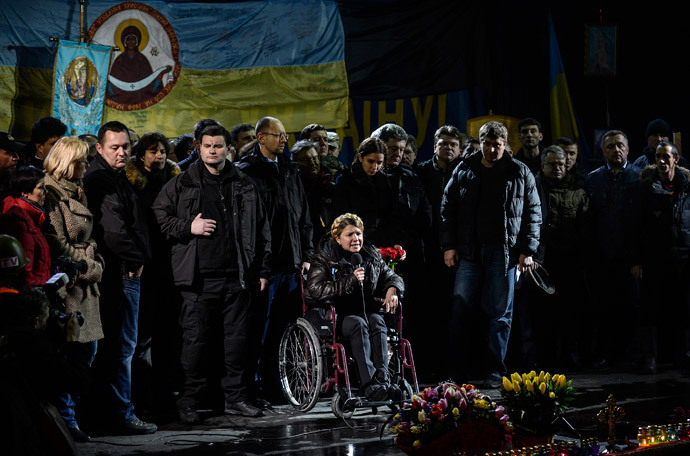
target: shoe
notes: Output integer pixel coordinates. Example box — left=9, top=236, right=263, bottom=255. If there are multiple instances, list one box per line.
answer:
left=224, top=400, right=263, bottom=417
left=179, top=406, right=201, bottom=424
left=253, top=397, right=273, bottom=410
left=122, top=417, right=157, bottom=435
left=68, top=426, right=91, bottom=442
left=387, top=384, right=403, bottom=401
left=364, top=383, right=388, bottom=401
left=483, top=373, right=503, bottom=390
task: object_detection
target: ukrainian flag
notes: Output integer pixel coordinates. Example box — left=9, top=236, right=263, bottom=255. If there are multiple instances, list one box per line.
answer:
left=548, top=14, right=578, bottom=143
left=1, top=0, right=349, bottom=139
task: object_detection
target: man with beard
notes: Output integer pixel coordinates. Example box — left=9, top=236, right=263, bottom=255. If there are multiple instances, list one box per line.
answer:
left=585, top=130, right=642, bottom=368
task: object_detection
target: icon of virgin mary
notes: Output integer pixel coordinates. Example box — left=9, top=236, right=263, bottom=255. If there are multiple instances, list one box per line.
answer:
left=107, top=24, right=172, bottom=105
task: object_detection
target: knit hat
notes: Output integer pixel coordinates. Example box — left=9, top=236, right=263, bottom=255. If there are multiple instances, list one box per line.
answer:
left=646, top=118, right=671, bottom=139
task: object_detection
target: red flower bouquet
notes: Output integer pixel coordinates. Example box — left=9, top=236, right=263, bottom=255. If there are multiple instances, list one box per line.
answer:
left=378, top=246, right=406, bottom=271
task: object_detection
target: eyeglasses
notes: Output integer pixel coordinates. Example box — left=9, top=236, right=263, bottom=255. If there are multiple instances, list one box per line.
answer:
left=261, top=132, right=289, bottom=141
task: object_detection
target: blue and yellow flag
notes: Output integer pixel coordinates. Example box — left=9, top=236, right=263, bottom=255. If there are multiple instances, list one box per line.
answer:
left=52, top=40, right=111, bottom=136
left=1, top=1, right=349, bottom=139
left=548, top=14, right=578, bottom=143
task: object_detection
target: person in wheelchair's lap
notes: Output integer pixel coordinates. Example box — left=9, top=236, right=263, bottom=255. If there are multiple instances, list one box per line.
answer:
left=306, top=213, right=404, bottom=401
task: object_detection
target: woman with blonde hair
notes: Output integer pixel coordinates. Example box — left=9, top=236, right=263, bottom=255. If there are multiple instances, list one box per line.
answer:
left=306, top=213, right=404, bottom=401
left=43, top=136, right=104, bottom=442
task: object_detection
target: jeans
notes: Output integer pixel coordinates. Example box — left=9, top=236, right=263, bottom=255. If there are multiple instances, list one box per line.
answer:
left=450, top=245, right=515, bottom=377
left=56, top=340, right=98, bottom=428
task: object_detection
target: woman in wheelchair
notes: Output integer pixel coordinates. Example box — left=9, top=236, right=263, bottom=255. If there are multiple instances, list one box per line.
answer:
left=306, top=213, right=404, bottom=402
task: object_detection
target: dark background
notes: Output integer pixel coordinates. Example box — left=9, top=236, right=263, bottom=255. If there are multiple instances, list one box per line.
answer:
left=339, top=0, right=687, bottom=162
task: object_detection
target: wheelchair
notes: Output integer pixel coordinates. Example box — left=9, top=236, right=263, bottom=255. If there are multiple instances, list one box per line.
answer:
left=278, top=283, right=419, bottom=418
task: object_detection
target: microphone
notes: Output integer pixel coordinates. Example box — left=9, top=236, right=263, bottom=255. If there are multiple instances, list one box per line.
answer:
left=351, top=252, right=366, bottom=316
left=351, top=252, right=363, bottom=283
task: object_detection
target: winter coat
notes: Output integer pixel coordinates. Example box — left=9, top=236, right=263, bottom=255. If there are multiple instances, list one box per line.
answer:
left=333, top=164, right=398, bottom=248
left=153, top=159, right=272, bottom=288
left=83, top=153, right=151, bottom=277
left=236, top=144, right=313, bottom=268
left=1, top=196, right=51, bottom=286
left=585, top=163, right=641, bottom=262
left=43, top=173, right=104, bottom=343
left=306, top=238, right=404, bottom=318
left=439, top=151, right=542, bottom=268
left=635, top=165, right=690, bottom=262
left=386, top=165, right=432, bottom=254
left=534, top=172, right=589, bottom=265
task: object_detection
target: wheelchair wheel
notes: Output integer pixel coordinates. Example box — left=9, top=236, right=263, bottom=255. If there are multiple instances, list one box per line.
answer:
left=279, top=318, right=324, bottom=412
left=331, top=391, right=354, bottom=419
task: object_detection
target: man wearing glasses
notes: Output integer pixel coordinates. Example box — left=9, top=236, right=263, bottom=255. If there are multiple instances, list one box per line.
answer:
left=236, top=116, right=314, bottom=407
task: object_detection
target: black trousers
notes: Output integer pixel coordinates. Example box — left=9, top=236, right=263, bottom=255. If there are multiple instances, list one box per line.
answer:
left=177, top=276, right=250, bottom=408
left=340, top=313, right=388, bottom=388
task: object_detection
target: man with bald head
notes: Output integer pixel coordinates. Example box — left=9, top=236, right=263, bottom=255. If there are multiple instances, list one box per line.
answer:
left=236, top=116, right=313, bottom=406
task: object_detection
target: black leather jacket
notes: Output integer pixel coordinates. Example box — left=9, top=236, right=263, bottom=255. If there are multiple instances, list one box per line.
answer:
left=306, top=239, right=404, bottom=318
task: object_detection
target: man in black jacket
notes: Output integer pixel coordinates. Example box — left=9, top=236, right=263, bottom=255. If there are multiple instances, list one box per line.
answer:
left=440, top=121, right=541, bottom=388
left=83, top=121, right=156, bottom=434
left=236, top=116, right=313, bottom=404
left=154, top=125, right=271, bottom=422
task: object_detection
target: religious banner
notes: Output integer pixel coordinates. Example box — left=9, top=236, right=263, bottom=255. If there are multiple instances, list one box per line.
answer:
left=51, top=40, right=111, bottom=136
left=83, top=0, right=348, bottom=137
left=87, top=2, right=180, bottom=112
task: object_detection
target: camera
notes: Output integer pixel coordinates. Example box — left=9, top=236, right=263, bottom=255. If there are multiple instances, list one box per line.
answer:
left=42, top=255, right=88, bottom=327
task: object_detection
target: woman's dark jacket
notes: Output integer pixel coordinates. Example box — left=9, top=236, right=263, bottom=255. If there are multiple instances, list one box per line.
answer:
left=152, top=159, right=271, bottom=288
left=306, top=239, right=404, bottom=318
left=332, top=164, right=398, bottom=248
left=439, top=150, right=542, bottom=267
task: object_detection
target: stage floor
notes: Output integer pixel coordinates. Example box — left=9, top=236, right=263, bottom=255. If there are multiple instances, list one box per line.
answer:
left=73, top=365, right=690, bottom=455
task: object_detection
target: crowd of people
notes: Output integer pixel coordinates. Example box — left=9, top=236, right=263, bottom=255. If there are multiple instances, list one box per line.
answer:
left=0, top=113, right=687, bottom=448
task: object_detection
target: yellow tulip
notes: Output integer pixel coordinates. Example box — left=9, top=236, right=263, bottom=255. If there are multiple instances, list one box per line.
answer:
left=525, top=379, right=534, bottom=392
left=549, top=392, right=556, bottom=399
left=522, top=373, right=529, bottom=383
left=528, top=370, right=537, bottom=379
left=545, top=373, right=551, bottom=383
left=552, top=374, right=560, bottom=386
left=538, top=370, right=545, bottom=383
left=413, top=440, right=422, bottom=449
left=512, top=380, right=521, bottom=393
left=539, top=382, right=547, bottom=394
left=511, top=372, right=521, bottom=383
left=559, top=375, right=567, bottom=388
left=503, top=376, right=513, bottom=392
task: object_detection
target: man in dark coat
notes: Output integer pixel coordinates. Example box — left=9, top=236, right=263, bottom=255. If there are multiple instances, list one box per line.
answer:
left=236, top=116, right=313, bottom=404
left=585, top=129, right=642, bottom=368
left=83, top=121, right=156, bottom=434
left=632, top=142, right=690, bottom=373
left=440, top=121, right=541, bottom=388
left=153, top=125, right=271, bottom=422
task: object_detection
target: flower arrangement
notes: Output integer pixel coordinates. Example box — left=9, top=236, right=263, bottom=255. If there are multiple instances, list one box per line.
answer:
left=389, top=382, right=512, bottom=454
left=500, top=371, right=576, bottom=435
left=378, top=246, right=406, bottom=271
